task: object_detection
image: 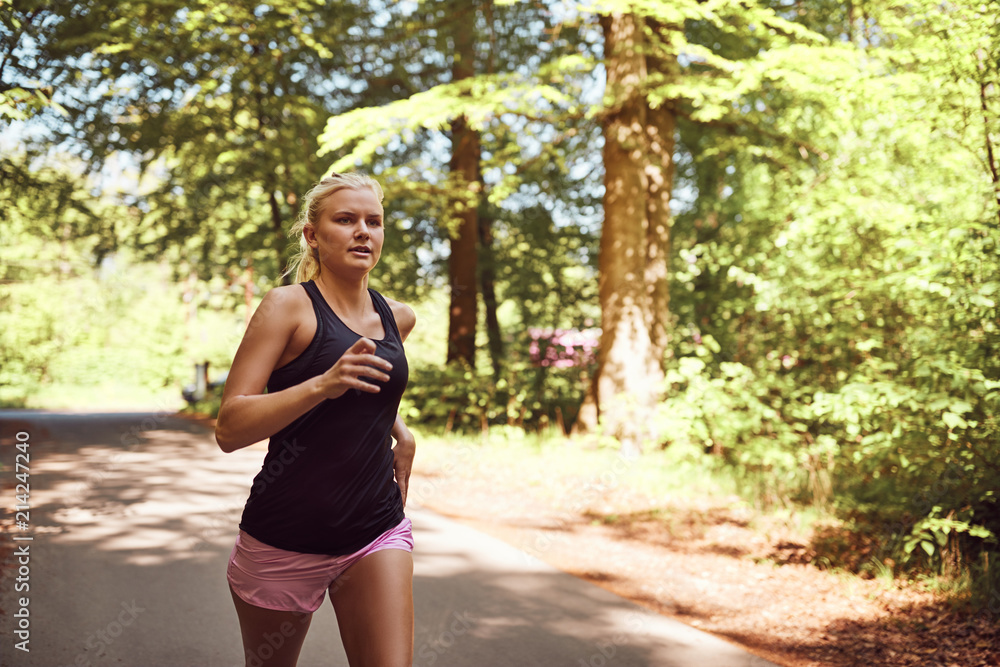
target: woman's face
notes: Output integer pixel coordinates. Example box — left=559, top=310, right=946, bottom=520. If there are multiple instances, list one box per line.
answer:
left=307, top=187, right=384, bottom=279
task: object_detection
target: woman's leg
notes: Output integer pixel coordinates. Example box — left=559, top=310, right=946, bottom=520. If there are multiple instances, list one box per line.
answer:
left=328, top=549, right=414, bottom=667
left=230, top=586, right=314, bottom=667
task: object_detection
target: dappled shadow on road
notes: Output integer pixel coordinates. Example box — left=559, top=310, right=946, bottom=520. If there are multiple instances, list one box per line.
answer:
left=1, top=410, right=261, bottom=666
left=2, top=411, right=253, bottom=566
left=410, top=514, right=759, bottom=667
left=0, top=411, right=763, bottom=667
left=411, top=571, right=663, bottom=667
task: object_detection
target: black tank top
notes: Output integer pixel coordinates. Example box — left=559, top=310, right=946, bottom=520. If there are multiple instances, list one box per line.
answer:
left=238, top=281, right=409, bottom=555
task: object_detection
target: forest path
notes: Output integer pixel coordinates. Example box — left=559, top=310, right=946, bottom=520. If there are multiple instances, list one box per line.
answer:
left=0, top=410, right=776, bottom=667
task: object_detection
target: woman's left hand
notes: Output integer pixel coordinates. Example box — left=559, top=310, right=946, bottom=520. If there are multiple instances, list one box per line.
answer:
left=392, top=419, right=416, bottom=508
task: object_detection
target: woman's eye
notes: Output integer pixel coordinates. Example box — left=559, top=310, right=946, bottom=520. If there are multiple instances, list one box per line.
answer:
left=367, top=219, right=382, bottom=227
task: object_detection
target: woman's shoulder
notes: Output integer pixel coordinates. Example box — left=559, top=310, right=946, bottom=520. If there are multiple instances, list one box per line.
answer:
left=251, top=283, right=313, bottom=327
left=379, top=293, right=416, bottom=342
left=267, top=281, right=312, bottom=302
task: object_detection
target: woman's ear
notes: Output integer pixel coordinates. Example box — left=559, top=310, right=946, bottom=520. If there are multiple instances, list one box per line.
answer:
left=303, top=223, right=317, bottom=248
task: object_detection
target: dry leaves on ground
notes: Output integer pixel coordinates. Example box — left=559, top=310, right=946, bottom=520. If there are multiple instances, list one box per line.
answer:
left=411, top=449, right=1000, bottom=667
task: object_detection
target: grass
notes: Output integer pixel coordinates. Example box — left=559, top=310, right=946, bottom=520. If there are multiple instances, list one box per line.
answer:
left=412, top=426, right=802, bottom=537
left=3, top=381, right=185, bottom=412
left=415, top=426, right=734, bottom=496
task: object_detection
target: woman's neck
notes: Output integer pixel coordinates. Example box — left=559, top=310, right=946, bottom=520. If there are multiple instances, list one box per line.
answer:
left=314, top=272, right=371, bottom=320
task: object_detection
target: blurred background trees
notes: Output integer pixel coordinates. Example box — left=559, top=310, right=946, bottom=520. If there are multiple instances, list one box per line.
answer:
left=2, top=0, right=998, bottom=603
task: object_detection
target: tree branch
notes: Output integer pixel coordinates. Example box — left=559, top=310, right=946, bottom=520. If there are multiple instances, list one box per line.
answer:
left=976, top=48, right=1000, bottom=228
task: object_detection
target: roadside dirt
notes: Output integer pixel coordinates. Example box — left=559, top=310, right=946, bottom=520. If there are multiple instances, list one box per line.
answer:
left=410, top=447, right=1000, bottom=667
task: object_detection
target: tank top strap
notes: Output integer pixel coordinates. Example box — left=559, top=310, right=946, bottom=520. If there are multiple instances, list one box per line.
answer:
left=301, top=280, right=323, bottom=310
left=264, top=282, right=327, bottom=392
left=368, top=289, right=402, bottom=343
left=296, top=280, right=327, bottom=360
left=300, top=281, right=327, bottom=323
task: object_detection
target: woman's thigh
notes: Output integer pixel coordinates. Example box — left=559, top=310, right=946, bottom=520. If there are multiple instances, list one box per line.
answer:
left=328, top=549, right=414, bottom=667
left=230, top=586, right=313, bottom=667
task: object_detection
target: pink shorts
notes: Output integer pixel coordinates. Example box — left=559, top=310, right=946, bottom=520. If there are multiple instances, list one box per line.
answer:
left=227, top=518, right=413, bottom=613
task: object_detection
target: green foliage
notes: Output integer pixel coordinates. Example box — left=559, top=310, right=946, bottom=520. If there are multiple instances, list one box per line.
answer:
left=319, top=57, right=586, bottom=174
left=403, top=348, right=595, bottom=434
left=659, top=0, right=1000, bottom=596
left=903, top=509, right=997, bottom=569
left=179, top=384, right=224, bottom=420
left=0, top=154, right=246, bottom=408
left=0, top=265, right=190, bottom=408
left=3, top=0, right=424, bottom=284
left=0, top=285, right=59, bottom=406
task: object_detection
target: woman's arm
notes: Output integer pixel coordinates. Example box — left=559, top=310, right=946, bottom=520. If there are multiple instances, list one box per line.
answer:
left=386, top=297, right=416, bottom=505
left=215, top=287, right=394, bottom=453
left=391, top=413, right=415, bottom=507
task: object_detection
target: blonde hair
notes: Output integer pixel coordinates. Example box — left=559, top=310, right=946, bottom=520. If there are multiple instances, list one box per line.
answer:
left=284, top=172, right=385, bottom=283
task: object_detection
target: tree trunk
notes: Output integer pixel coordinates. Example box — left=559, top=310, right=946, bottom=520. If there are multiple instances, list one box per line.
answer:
left=591, top=11, right=674, bottom=454
left=478, top=0, right=502, bottom=377
left=644, top=100, right=676, bottom=364
left=269, top=189, right=290, bottom=285
left=446, top=12, right=480, bottom=367
left=479, top=208, right=503, bottom=377
left=976, top=48, right=1000, bottom=228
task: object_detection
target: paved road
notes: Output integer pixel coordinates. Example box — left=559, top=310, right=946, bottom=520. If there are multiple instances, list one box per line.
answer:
left=0, top=411, right=778, bottom=667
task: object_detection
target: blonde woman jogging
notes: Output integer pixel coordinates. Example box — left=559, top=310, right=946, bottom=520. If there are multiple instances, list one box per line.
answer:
left=216, top=172, right=416, bottom=667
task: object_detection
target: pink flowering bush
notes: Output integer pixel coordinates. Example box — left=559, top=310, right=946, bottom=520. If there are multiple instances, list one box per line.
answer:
left=403, top=327, right=601, bottom=434
left=528, top=327, right=600, bottom=368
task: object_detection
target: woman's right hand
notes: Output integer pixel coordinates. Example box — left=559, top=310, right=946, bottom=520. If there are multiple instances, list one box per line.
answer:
left=315, top=337, right=393, bottom=400
left=216, top=289, right=395, bottom=453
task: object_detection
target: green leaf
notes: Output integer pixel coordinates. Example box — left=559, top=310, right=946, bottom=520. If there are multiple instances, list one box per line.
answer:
left=942, top=412, right=968, bottom=430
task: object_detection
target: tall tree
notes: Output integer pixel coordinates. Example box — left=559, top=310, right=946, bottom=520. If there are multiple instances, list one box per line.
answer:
left=446, top=1, right=482, bottom=366
left=582, top=0, right=833, bottom=449
left=593, top=10, right=674, bottom=453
